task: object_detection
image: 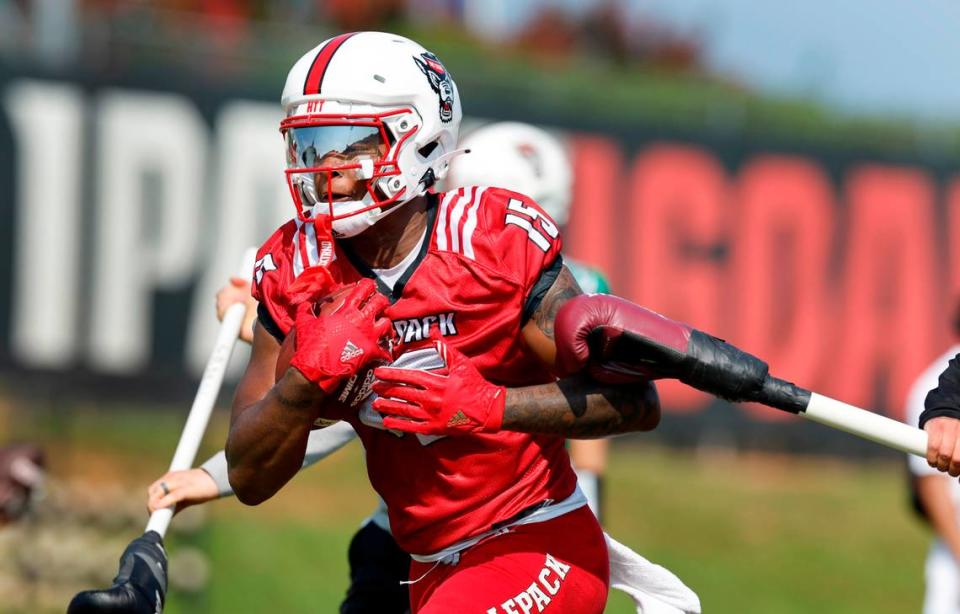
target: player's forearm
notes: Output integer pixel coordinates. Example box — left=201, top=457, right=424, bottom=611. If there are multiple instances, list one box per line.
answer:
left=501, top=376, right=659, bottom=438
left=208, top=421, right=356, bottom=498
left=225, top=371, right=324, bottom=505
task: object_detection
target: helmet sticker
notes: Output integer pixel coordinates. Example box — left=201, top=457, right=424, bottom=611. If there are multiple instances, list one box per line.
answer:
left=414, top=52, right=454, bottom=123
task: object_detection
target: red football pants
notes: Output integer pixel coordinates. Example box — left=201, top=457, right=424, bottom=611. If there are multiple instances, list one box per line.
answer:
left=409, top=506, right=609, bottom=614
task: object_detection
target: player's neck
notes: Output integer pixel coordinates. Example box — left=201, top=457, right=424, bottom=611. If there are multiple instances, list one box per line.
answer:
left=341, top=195, right=429, bottom=269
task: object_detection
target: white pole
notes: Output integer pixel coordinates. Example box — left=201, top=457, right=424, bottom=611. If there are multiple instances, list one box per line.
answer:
left=803, top=392, right=928, bottom=458
left=145, top=247, right=257, bottom=536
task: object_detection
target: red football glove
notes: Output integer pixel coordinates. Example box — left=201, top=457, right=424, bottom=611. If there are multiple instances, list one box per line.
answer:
left=287, top=264, right=335, bottom=305
left=289, top=279, right=392, bottom=394
left=372, top=342, right=505, bottom=436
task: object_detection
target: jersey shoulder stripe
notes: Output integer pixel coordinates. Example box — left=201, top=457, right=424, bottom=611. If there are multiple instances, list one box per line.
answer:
left=434, top=186, right=487, bottom=260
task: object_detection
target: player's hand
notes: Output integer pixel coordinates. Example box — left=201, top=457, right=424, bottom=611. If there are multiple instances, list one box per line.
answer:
left=290, top=279, right=392, bottom=394
left=287, top=265, right=335, bottom=305
left=216, top=277, right=257, bottom=343
left=372, top=342, right=505, bottom=436
left=147, top=469, right=219, bottom=515
left=924, top=417, right=960, bottom=477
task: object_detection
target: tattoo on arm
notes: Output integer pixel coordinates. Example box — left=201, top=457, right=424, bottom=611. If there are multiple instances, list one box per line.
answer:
left=532, top=266, right=582, bottom=340
left=272, top=370, right=327, bottom=411
left=502, top=375, right=660, bottom=437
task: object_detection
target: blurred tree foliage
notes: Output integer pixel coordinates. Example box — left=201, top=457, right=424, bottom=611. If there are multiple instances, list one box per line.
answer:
left=41, top=2, right=960, bottom=158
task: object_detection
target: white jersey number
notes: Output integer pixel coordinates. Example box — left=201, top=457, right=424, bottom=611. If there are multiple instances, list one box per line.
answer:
left=505, top=198, right=559, bottom=252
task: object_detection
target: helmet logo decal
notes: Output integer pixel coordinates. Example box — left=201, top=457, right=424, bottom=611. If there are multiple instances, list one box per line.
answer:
left=414, top=52, right=454, bottom=123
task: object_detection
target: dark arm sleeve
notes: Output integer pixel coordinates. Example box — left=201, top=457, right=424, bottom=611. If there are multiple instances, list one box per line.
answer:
left=920, top=353, right=960, bottom=428
left=521, top=254, right=563, bottom=325
left=257, top=303, right=286, bottom=343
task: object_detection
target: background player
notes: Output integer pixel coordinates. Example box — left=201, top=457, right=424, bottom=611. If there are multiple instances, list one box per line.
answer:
left=909, top=304, right=960, bottom=614
left=446, top=121, right=611, bottom=520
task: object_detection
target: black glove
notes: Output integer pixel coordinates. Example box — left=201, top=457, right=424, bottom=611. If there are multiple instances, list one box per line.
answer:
left=68, top=530, right=168, bottom=614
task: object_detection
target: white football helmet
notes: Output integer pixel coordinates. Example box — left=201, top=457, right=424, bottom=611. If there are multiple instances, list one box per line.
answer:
left=280, top=32, right=463, bottom=237
left=446, top=122, right=573, bottom=226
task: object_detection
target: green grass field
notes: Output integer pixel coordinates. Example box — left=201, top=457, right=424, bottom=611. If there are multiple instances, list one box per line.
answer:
left=6, top=403, right=933, bottom=613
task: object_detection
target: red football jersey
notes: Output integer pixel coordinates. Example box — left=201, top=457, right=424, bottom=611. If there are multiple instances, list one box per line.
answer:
left=252, top=187, right=578, bottom=555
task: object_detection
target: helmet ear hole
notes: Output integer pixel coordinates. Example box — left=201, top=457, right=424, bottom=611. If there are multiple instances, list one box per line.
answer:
left=383, top=126, right=397, bottom=146
left=417, top=140, right=439, bottom=159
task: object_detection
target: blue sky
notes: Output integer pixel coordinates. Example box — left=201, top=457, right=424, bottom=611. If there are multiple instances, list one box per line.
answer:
left=637, top=0, right=960, bottom=121
left=498, top=0, right=960, bottom=121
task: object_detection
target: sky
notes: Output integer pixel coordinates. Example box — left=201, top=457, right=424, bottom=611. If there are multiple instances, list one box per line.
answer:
left=491, top=0, right=960, bottom=122
left=635, top=0, right=960, bottom=121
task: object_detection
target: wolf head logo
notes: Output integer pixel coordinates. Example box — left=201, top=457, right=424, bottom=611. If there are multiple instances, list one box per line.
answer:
left=414, top=52, right=454, bottom=123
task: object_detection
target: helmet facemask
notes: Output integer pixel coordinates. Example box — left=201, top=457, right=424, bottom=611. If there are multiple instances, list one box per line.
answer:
left=281, top=109, right=420, bottom=238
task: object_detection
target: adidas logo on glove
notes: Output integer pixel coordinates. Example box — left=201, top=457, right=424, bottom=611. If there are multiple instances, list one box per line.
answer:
left=340, top=340, right=364, bottom=363
left=447, top=410, right=470, bottom=427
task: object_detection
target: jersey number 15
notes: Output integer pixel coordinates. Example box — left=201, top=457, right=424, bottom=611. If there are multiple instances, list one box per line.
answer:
left=505, top=198, right=559, bottom=252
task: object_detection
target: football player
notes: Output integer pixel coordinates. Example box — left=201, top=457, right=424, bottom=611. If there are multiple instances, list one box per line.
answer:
left=225, top=31, right=659, bottom=613
left=147, top=125, right=615, bottom=612
left=906, top=305, right=960, bottom=614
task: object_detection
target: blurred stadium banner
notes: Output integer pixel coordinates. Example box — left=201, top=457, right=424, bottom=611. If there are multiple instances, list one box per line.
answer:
left=0, top=64, right=954, bottom=455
